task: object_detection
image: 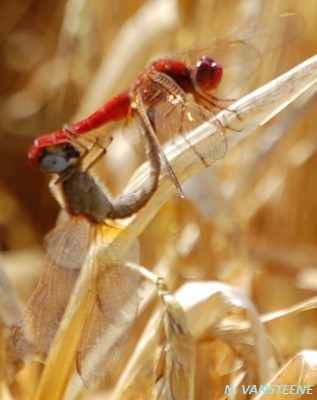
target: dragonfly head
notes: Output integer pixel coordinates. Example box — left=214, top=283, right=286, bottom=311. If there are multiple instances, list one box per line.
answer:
left=28, top=131, right=71, bottom=169
left=29, top=143, right=81, bottom=174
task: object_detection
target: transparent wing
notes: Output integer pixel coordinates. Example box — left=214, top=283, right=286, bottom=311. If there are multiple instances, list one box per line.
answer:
left=13, top=214, right=90, bottom=361
left=45, top=214, right=91, bottom=269
left=77, top=263, right=141, bottom=387
left=179, top=13, right=303, bottom=63
left=76, top=224, right=141, bottom=386
left=178, top=12, right=304, bottom=96
left=136, top=79, right=227, bottom=166
left=153, top=98, right=227, bottom=166
left=122, top=80, right=167, bottom=158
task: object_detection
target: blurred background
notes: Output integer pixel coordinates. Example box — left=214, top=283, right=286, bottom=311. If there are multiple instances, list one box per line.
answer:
left=1, top=0, right=317, bottom=398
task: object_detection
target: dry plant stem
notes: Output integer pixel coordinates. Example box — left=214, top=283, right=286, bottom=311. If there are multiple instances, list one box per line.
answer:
left=113, top=276, right=195, bottom=400
left=108, top=261, right=195, bottom=398
left=174, top=282, right=275, bottom=382
left=32, top=55, right=317, bottom=399
left=152, top=285, right=195, bottom=400
left=113, top=280, right=273, bottom=400
left=128, top=262, right=163, bottom=286
left=253, top=351, right=317, bottom=400
left=260, top=296, right=317, bottom=324
left=124, top=267, right=195, bottom=400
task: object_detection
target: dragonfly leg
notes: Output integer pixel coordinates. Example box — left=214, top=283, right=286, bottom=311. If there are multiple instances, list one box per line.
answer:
left=195, top=91, right=243, bottom=131
left=62, top=125, right=114, bottom=169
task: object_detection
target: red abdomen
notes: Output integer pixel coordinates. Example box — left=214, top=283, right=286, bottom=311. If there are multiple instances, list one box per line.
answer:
left=71, top=92, right=131, bottom=134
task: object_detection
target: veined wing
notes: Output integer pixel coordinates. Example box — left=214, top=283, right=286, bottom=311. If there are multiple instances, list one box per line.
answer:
left=154, top=97, right=227, bottom=166
left=137, top=78, right=227, bottom=167
left=178, top=12, right=304, bottom=97
left=13, top=215, right=91, bottom=361
left=76, top=223, right=141, bottom=387
left=45, top=212, right=91, bottom=269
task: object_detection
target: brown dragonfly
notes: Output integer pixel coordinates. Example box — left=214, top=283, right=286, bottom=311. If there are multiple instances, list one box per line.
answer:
left=14, top=132, right=160, bottom=386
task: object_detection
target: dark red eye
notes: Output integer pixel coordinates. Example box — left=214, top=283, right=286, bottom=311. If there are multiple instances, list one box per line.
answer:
left=192, top=56, right=223, bottom=92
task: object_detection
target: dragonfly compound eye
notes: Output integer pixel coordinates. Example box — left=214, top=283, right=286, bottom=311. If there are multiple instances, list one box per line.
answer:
left=193, top=56, right=223, bottom=91
left=40, top=152, right=69, bottom=173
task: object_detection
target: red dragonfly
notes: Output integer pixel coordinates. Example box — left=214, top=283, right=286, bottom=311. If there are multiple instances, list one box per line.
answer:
left=28, top=12, right=302, bottom=196
left=14, top=136, right=160, bottom=386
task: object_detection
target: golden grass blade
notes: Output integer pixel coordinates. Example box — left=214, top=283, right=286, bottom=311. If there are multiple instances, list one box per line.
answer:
left=113, top=281, right=276, bottom=398
left=175, top=282, right=276, bottom=384
left=253, top=351, right=317, bottom=400
left=261, top=296, right=317, bottom=323
left=152, top=282, right=195, bottom=400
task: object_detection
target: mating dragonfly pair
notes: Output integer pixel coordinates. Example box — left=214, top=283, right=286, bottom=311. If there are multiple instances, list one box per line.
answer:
left=14, top=13, right=302, bottom=386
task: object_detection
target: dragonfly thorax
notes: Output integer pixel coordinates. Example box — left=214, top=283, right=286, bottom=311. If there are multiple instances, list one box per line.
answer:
left=60, top=167, right=114, bottom=224
left=39, top=143, right=115, bottom=223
